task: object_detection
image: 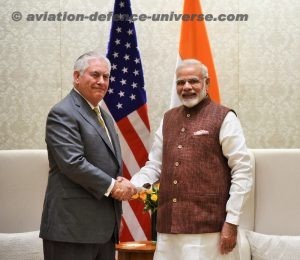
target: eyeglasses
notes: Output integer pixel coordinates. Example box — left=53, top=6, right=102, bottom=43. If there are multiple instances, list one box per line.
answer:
left=176, top=78, right=204, bottom=87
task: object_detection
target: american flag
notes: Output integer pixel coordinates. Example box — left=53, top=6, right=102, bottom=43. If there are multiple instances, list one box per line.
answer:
left=104, top=0, right=151, bottom=241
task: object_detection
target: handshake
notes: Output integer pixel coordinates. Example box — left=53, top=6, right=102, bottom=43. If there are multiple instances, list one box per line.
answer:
left=110, top=176, right=137, bottom=201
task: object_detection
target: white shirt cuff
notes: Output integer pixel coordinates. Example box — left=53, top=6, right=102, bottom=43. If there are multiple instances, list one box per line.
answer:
left=104, top=178, right=115, bottom=197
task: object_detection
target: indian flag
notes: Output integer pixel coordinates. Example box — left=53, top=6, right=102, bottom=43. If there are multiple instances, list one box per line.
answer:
left=170, top=0, right=221, bottom=107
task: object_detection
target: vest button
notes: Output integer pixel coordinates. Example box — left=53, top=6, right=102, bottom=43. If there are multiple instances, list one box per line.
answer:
left=186, top=113, right=191, bottom=118
left=178, top=144, right=182, bottom=149
left=172, top=198, right=177, bottom=203
left=181, top=127, right=185, bottom=132
left=173, top=180, right=178, bottom=184
left=174, top=162, right=179, bottom=167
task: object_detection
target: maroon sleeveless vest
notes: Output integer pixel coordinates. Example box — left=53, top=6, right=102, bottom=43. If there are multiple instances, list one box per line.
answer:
left=157, top=98, right=233, bottom=234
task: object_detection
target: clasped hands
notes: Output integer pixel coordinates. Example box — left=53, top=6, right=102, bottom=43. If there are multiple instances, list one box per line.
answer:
left=110, top=176, right=137, bottom=201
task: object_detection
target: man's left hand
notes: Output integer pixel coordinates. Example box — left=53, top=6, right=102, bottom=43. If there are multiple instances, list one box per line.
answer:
left=219, top=222, right=238, bottom=254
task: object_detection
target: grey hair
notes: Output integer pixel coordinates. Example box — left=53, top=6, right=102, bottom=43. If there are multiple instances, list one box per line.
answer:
left=176, top=59, right=209, bottom=78
left=74, top=51, right=111, bottom=75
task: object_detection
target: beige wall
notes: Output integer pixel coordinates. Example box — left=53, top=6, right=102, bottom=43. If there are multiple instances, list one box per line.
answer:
left=0, top=0, right=299, bottom=149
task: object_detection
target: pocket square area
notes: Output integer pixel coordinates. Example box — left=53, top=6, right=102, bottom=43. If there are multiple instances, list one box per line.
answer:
left=193, top=130, right=209, bottom=135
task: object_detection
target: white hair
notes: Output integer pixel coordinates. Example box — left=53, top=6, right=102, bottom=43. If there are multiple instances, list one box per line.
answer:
left=176, top=59, right=209, bottom=78
left=74, top=51, right=111, bottom=75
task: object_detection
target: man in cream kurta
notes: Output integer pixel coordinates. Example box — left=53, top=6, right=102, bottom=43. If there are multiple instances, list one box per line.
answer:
left=131, top=59, right=252, bottom=260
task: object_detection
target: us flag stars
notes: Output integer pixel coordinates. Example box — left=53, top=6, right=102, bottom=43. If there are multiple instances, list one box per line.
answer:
left=105, top=0, right=146, bottom=121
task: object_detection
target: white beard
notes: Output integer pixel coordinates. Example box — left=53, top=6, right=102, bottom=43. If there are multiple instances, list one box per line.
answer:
left=179, top=86, right=207, bottom=108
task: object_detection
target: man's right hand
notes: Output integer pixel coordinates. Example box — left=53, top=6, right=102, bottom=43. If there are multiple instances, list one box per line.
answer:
left=111, top=177, right=137, bottom=201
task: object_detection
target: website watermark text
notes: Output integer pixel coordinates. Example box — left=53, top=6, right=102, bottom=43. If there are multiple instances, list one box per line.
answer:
left=11, top=11, right=249, bottom=22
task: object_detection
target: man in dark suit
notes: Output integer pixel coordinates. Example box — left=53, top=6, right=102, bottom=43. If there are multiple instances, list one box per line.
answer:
left=40, top=51, right=136, bottom=260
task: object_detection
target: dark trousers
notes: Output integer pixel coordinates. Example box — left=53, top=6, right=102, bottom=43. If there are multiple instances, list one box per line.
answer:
left=43, top=239, right=115, bottom=260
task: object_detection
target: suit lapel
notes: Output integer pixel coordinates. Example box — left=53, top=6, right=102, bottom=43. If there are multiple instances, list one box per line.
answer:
left=71, top=90, right=117, bottom=158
